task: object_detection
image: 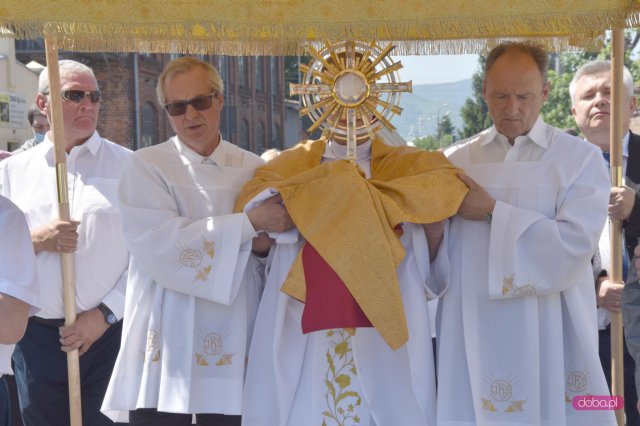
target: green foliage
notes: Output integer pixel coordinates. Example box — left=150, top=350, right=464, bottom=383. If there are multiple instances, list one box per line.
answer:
left=459, top=55, right=491, bottom=139
left=540, top=70, right=576, bottom=131
left=413, top=134, right=453, bottom=151
left=438, top=114, right=456, bottom=140
left=541, top=34, right=640, bottom=131
left=459, top=30, right=640, bottom=137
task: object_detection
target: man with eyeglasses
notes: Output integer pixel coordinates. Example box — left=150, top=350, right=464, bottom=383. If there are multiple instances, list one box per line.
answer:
left=0, top=59, right=131, bottom=425
left=101, top=57, right=293, bottom=426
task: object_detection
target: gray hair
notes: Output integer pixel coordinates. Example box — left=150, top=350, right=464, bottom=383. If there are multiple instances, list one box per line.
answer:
left=38, top=60, right=97, bottom=94
left=569, top=60, right=634, bottom=106
left=157, top=57, right=224, bottom=106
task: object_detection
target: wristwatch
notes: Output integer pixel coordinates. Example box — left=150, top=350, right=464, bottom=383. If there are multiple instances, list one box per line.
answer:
left=97, top=303, right=117, bottom=325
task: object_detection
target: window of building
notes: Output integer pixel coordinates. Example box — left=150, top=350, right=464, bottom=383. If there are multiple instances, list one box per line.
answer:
left=256, top=57, right=265, bottom=93
left=217, top=56, right=227, bottom=92
left=239, top=119, right=250, bottom=150
left=271, top=124, right=281, bottom=149
left=141, top=102, right=158, bottom=148
left=256, top=121, right=266, bottom=151
left=270, top=57, right=279, bottom=97
left=238, top=57, right=249, bottom=88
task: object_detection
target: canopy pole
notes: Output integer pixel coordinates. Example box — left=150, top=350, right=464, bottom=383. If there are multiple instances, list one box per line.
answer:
left=44, top=35, right=83, bottom=426
left=609, top=28, right=625, bottom=426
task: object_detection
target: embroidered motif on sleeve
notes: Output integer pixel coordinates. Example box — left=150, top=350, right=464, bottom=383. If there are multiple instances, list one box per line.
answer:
left=177, top=238, right=215, bottom=283
left=501, top=274, right=537, bottom=297
left=323, top=329, right=362, bottom=426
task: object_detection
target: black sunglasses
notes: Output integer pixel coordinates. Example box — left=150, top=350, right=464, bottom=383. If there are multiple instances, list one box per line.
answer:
left=59, top=90, right=101, bottom=103
left=164, top=93, right=217, bottom=116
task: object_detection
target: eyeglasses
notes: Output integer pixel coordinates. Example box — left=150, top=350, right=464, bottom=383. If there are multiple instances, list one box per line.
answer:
left=60, top=90, right=101, bottom=103
left=164, top=93, right=217, bottom=116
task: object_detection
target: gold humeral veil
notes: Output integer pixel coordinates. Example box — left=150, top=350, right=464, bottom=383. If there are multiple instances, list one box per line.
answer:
left=235, top=138, right=468, bottom=350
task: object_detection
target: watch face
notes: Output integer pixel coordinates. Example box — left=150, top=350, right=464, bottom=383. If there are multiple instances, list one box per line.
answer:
left=106, top=313, right=117, bottom=325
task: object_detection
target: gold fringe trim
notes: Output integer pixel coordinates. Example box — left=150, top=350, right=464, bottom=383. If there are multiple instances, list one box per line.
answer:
left=0, top=6, right=637, bottom=55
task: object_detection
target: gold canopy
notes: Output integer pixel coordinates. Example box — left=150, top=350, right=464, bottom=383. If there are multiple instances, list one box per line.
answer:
left=1, top=0, right=639, bottom=54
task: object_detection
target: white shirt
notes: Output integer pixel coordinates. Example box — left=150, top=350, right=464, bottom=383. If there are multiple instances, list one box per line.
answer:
left=0, top=132, right=131, bottom=319
left=0, top=196, right=41, bottom=375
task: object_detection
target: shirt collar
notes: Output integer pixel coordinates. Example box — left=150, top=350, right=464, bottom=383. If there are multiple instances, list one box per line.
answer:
left=172, top=134, right=227, bottom=166
left=43, top=131, right=102, bottom=156
left=481, top=116, right=549, bottom=149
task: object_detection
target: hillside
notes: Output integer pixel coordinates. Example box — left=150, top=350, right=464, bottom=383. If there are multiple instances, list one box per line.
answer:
left=392, top=79, right=473, bottom=142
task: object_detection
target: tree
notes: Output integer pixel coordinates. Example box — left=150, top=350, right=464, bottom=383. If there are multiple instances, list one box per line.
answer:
left=412, top=135, right=440, bottom=151
left=458, top=30, right=640, bottom=137
left=437, top=113, right=456, bottom=148
left=459, top=56, right=491, bottom=139
left=542, top=31, right=640, bottom=130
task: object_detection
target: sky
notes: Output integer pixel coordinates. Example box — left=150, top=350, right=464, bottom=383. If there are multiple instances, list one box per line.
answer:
left=391, top=54, right=480, bottom=85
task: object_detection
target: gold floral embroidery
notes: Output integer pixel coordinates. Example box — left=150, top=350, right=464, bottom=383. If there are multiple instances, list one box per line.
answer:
left=194, top=265, right=211, bottom=282
left=481, top=375, right=527, bottom=413
left=144, top=329, right=161, bottom=362
left=501, top=274, right=537, bottom=297
left=203, top=238, right=215, bottom=259
left=196, top=353, right=209, bottom=366
left=195, top=329, right=235, bottom=367
left=323, top=329, right=361, bottom=426
left=215, top=352, right=235, bottom=366
left=501, top=275, right=514, bottom=295
left=505, top=400, right=526, bottom=412
left=481, top=398, right=497, bottom=412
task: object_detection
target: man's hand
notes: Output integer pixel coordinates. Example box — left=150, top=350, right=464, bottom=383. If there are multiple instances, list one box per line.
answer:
left=31, top=219, right=80, bottom=254
left=456, top=174, right=496, bottom=221
left=252, top=231, right=275, bottom=257
left=59, top=308, right=109, bottom=356
left=609, top=185, right=636, bottom=220
left=246, top=194, right=295, bottom=233
left=596, top=277, right=623, bottom=313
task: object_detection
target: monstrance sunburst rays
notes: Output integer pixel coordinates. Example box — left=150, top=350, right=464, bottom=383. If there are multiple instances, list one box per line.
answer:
left=290, top=40, right=412, bottom=160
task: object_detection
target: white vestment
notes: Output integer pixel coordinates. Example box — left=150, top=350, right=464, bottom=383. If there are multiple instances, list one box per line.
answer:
left=102, top=138, right=264, bottom=419
left=439, top=119, right=615, bottom=425
left=242, top=141, right=445, bottom=426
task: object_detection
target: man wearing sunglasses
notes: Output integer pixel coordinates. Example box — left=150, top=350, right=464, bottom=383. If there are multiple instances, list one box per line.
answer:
left=0, top=59, right=131, bottom=426
left=101, top=57, right=293, bottom=426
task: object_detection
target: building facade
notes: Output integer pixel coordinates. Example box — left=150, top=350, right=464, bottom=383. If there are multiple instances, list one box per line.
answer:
left=15, top=40, right=293, bottom=155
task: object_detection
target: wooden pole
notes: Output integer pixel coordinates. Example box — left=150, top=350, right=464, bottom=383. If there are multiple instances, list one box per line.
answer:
left=609, top=28, right=625, bottom=426
left=44, top=35, right=83, bottom=426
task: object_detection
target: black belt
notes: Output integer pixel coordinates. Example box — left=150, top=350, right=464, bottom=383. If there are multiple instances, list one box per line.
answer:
left=30, top=316, right=66, bottom=328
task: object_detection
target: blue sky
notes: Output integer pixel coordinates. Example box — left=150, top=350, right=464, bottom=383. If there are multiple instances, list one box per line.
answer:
left=392, top=54, right=480, bottom=85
